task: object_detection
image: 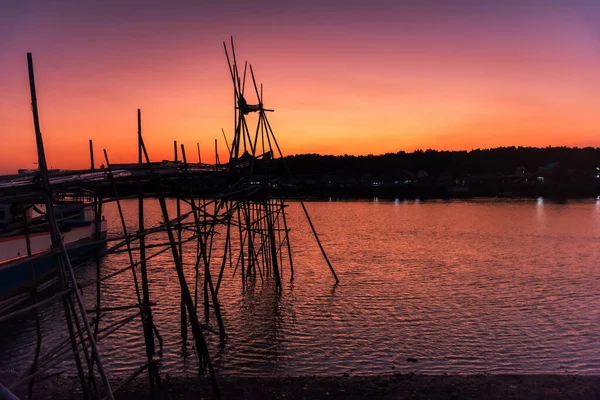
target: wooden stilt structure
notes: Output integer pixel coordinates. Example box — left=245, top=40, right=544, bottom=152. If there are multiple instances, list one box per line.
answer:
left=0, top=42, right=338, bottom=399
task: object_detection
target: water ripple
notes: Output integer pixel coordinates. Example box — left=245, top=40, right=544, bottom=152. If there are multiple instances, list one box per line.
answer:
left=1, top=199, right=600, bottom=381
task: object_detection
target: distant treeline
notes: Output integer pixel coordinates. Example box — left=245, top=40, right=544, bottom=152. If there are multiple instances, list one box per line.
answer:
left=275, top=147, right=600, bottom=178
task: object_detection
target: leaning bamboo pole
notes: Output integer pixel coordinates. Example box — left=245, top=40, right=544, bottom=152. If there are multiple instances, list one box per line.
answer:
left=28, top=52, right=112, bottom=399
left=138, top=109, right=161, bottom=396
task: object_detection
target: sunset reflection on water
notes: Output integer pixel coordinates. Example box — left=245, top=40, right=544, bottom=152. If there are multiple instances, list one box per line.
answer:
left=1, top=199, right=599, bottom=380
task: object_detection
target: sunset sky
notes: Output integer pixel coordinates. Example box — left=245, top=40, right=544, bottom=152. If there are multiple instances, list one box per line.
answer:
left=2, top=0, right=600, bottom=173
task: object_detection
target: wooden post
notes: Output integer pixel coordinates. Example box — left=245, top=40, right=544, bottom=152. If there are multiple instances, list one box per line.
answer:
left=175, top=141, right=188, bottom=350
left=89, top=139, right=95, bottom=169
left=138, top=109, right=160, bottom=395
left=280, top=200, right=294, bottom=281
left=215, top=139, right=220, bottom=166
left=236, top=206, right=246, bottom=285
left=137, top=132, right=220, bottom=399
left=24, top=206, right=46, bottom=400
left=181, top=144, right=226, bottom=342
left=103, top=149, right=143, bottom=304
left=27, top=52, right=112, bottom=399
left=265, top=198, right=281, bottom=290
left=263, top=115, right=339, bottom=283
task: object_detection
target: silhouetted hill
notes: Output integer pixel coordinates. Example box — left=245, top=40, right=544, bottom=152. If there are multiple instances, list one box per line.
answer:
left=268, top=146, right=600, bottom=199
left=277, top=146, right=600, bottom=178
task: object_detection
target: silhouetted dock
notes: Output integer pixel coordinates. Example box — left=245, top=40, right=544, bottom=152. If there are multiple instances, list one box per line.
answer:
left=0, top=39, right=337, bottom=400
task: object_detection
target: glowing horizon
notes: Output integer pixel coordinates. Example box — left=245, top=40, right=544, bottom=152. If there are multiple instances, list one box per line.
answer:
left=2, top=0, right=600, bottom=173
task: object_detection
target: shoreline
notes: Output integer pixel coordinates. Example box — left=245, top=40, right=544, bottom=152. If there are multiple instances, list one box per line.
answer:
left=27, top=373, right=600, bottom=399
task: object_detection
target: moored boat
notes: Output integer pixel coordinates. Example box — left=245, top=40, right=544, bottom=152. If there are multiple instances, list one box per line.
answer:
left=0, top=196, right=107, bottom=300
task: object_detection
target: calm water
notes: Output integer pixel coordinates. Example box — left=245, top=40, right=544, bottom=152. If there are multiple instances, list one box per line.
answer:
left=1, top=199, right=600, bottom=382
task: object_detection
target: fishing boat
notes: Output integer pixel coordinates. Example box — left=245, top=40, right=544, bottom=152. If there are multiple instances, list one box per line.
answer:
left=0, top=193, right=107, bottom=300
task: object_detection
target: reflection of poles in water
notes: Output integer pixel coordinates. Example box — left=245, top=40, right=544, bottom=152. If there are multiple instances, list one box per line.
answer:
left=236, top=280, right=285, bottom=371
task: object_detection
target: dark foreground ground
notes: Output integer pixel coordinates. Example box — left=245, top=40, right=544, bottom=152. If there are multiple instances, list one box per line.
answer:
left=27, top=374, right=600, bottom=399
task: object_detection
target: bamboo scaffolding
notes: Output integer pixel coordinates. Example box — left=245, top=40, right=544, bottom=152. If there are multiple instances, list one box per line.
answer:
left=1, top=43, right=338, bottom=400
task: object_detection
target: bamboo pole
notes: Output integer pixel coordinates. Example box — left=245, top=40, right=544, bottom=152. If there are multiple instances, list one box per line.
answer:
left=265, top=198, right=281, bottom=290
left=89, top=139, right=95, bottom=169
left=23, top=207, right=45, bottom=400
left=280, top=200, right=294, bottom=281
left=181, top=145, right=226, bottom=342
left=175, top=140, right=188, bottom=350
left=138, top=129, right=220, bottom=399
left=27, top=52, right=112, bottom=399
left=138, top=109, right=161, bottom=395
left=263, top=115, right=339, bottom=283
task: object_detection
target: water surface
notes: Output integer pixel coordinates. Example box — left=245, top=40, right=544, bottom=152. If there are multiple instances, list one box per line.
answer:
left=1, top=199, right=599, bottom=381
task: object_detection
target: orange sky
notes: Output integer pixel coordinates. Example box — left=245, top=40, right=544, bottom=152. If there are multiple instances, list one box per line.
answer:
left=2, top=0, right=600, bottom=173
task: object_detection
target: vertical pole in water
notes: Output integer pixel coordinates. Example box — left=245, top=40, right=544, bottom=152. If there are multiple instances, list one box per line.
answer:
left=137, top=127, right=220, bottom=399
left=203, top=200, right=217, bottom=325
left=90, top=134, right=102, bottom=388
left=103, top=150, right=162, bottom=396
left=201, top=197, right=209, bottom=319
left=91, top=192, right=103, bottom=392
left=215, top=203, right=231, bottom=296
left=237, top=206, right=246, bottom=285
left=27, top=52, right=112, bottom=399
left=194, top=229, right=201, bottom=313
left=88, top=139, right=102, bottom=396
left=261, top=201, right=271, bottom=279
left=138, top=109, right=160, bottom=396
left=24, top=207, right=44, bottom=400
left=89, top=136, right=101, bottom=388
left=265, top=198, right=281, bottom=290
left=280, top=200, right=294, bottom=281
left=158, top=187, right=221, bottom=399
left=102, top=150, right=143, bottom=303
left=244, top=202, right=254, bottom=279
left=244, top=201, right=256, bottom=279
left=275, top=200, right=284, bottom=280
left=175, top=141, right=188, bottom=350
left=182, top=145, right=226, bottom=342
left=264, top=115, right=339, bottom=283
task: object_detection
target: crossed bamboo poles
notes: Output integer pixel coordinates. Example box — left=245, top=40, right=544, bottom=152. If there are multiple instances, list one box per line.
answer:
left=0, top=44, right=338, bottom=400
